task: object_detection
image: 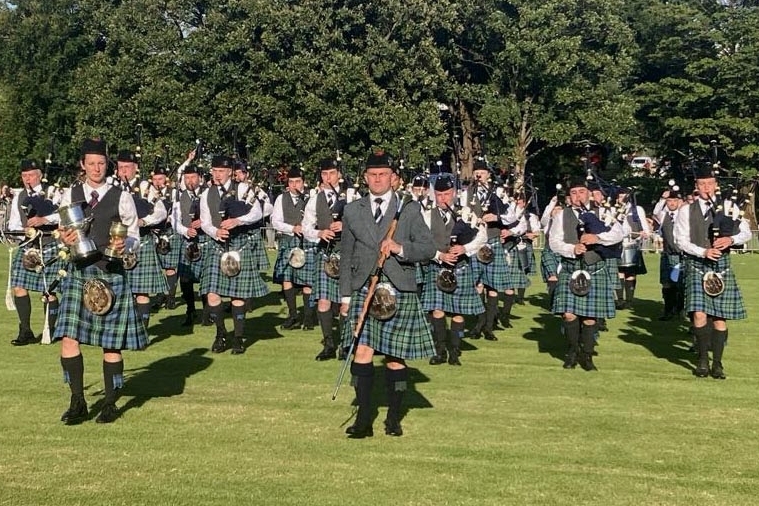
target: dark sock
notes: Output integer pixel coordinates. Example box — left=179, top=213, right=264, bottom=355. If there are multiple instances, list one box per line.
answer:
left=563, top=319, right=580, bottom=355
left=693, top=325, right=712, bottom=364
left=351, top=362, right=374, bottom=427
left=102, top=360, right=124, bottom=405
left=547, top=280, right=558, bottom=305
left=385, top=367, right=408, bottom=422
left=61, top=354, right=84, bottom=397
left=302, top=292, right=315, bottom=324
left=615, top=288, right=624, bottom=303
left=283, top=288, right=297, bottom=316
left=318, top=309, right=333, bottom=343
left=136, top=301, right=151, bottom=329
left=210, top=304, right=225, bottom=332
left=485, top=295, right=498, bottom=331
left=712, top=329, right=727, bottom=365
left=231, top=304, right=246, bottom=337
left=502, top=292, right=515, bottom=318
left=624, top=279, right=635, bottom=303
left=166, top=273, right=178, bottom=299
left=430, top=316, right=447, bottom=355
left=180, top=280, right=195, bottom=312
left=47, top=298, right=59, bottom=333
left=450, top=320, right=464, bottom=349
left=517, top=287, right=525, bottom=301
left=581, top=322, right=597, bottom=355
left=14, top=294, right=32, bottom=332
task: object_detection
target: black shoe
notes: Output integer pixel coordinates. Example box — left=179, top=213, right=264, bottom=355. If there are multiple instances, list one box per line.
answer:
left=95, top=403, right=119, bottom=424
left=598, top=321, right=609, bottom=332
left=467, top=328, right=482, bottom=339
left=201, top=314, right=213, bottom=327
left=710, top=362, right=726, bottom=380
left=281, top=314, right=301, bottom=330
left=516, top=298, right=525, bottom=305
left=315, top=345, right=336, bottom=361
left=152, top=295, right=166, bottom=310
left=695, top=358, right=710, bottom=378
left=346, top=423, right=374, bottom=439
left=483, top=330, right=498, bottom=341
left=615, top=300, right=626, bottom=310
left=302, top=322, right=315, bottom=331
left=230, top=336, right=245, bottom=355
left=61, top=395, right=88, bottom=425
left=428, top=355, right=446, bottom=365
left=448, top=349, right=462, bottom=366
left=337, top=348, right=347, bottom=361
left=211, top=333, right=227, bottom=353
left=499, top=318, right=513, bottom=329
left=658, top=313, right=674, bottom=321
left=165, top=297, right=178, bottom=310
left=384, top=419, right=403, bottom=437
left=181, top=312, right=196, bottom=327
left=580, top=353, right=597, bottom=371
left=563, top=354, right=577, bottom=369
left=11, top=330, right=36, bottom=346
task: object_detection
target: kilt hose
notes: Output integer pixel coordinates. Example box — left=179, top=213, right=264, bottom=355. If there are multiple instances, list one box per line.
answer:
left=272, top=234, right=316, bottom=286
left=605, top=257, right=623, bottom=290
left=177, top=236, right=208, bottom=283
left=313, top=253, right=341, bottom=303
left=157, top=232, right=182, bottom=270
left=683, top=254, right=746, bottom=320
left=53, top=263, right=149, bottom=350
left=420, top=260, right=485, bottom=315
left=125, top=235, right=169, bottom=295
left=540, top=247, right=561, bottom=283
left=552, top=257, right=616, bottom=319
left=471, top=236, right=510, bottom=291
left=10, top=241, right=62, bottom=293
left=199, top=233, right=269, bottom=300
left=248, top=230, right=271, bottom=272
left=519, top=242, right=537, bottom=275
left=659, top=253, right=683, bottom=286
left=341, top=282, right=435, bottom=360
left=503, top=243, right=530, bottom=290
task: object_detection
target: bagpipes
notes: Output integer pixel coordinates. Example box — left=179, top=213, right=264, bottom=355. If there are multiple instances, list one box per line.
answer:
left=436, top=202, right=480, bottom=293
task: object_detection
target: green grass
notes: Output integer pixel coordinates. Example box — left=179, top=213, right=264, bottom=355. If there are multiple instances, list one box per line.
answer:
left=2, top=248, right=759, bottom=505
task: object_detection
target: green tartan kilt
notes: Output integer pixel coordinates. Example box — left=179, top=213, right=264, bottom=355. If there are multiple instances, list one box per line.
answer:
left=683, top=255, right=746, bottom=320
left=341, top=284, right=435, bottom=360
left=420, top=260, right=485, bottom=315
left=522, top=242, right=537, bottom=275
left=313, top=253, right=341, bottom=303
left=552, top=258, right=616, bottom=319
left=248, top=230, right=270, bottom=271
left=540, top=247, right=561, bottom=282
left=605, top=257, right=622, bottom=290
left=53, top=264, right=148, bottom=350
left=659, top=253, right=684, bottom=286
left=504, top=244, right=529, bottom=289
left=272, top=235, right=316, bottom=286
left=157, top=232, right=182, bottom=269
left=125, top=235, right=169, bottom=295
left=471, top=236, right=510, bottom=291
left=199, top=234, right=269, bottom=299
left=177, top=236, right=207, bottom=283
left=10, top=241, right=62, bottom=293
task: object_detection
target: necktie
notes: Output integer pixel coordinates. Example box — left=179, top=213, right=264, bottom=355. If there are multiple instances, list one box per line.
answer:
left=89, top=190, right=99, bottom=208
left=669, top=212, right=675, bottom=222
left=374, top=197, right=383, bottom=223
left=439, top=208, right=449, bottom=224
left=327, top=193, right=335, bottom=208
left=704, top=202, right=713, bottom=219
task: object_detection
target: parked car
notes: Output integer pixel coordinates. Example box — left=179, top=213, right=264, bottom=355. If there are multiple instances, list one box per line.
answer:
left=629, top=156, right=655, bottom=170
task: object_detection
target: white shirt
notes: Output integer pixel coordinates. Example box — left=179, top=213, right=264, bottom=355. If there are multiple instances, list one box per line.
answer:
left=199, top=181, right=263, bottom=240
left=60, top=182, right=140, bottom=242
left=673, top=198, right=751, bottom=258
left=549, top=207, right=625, bottom=259
left=271, top=192, right=303, bottom=236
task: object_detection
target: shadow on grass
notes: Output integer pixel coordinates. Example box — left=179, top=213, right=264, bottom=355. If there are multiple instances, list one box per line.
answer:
left=617, top=297, right=695, bottom=372
left=521, top=309, right=566, bottom=364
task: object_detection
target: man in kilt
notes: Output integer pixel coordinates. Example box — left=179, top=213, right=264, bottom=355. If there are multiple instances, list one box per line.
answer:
left=8, top=159, right=62, bottom=345
left=465, top=160, right=515, bottom=340
left=200, top=155, right=269, bottom=355
left=539, top=195, right=563, bottom=307
left=116, top=151, right=170, bottom=332
left=588, top=182, right=622, bottom=332
left=497, top=196, right=529, bottom=332
left=654, top=188, right=685, bottom=321
left=615, top=187, right=651, bottom=309
left=550, top=178, right=624, bottom=371
left=515, top=194, right=541, bottom=303
left=152, top=167, right=182, bottom=310
left=339, top=150, right=436, bottom=438
left=173, top=164, right=208, bottom=327
left=420, top=175, right=486, bottom=366
left=272, top=166, right=316, bottom=329
left=55, top=138, right=148, bottom=424
left=302, top=159, right=345, bottom=360
left=674, top=164, right=749, bottom=379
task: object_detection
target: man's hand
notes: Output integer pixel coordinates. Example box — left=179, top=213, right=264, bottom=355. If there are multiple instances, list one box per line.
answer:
left=712, top=237, right=733, bottom=251
left=500, top=229, right=512, bottom=240
left=292, top=224, right=303, bottom=236
left=380, top=238, right=402, bottom=257
left=216, top=228, right=230, bottom=241
left=190, top=219, right=201, bottom=230
left=340, top=302, right=349, bottom=317
left=58, top=227, right=79, bottom=246
left=319, top=229, right=335, bottom=241
left=186, top=228, right=197, bottom=238
left=574, top=243, right=587, bottom=255
left=482, top=213, right=498, bottom=223
left=26, top=216, right=49, bottom=228
left=439, top=251, right=459, bottom=264
left=704, top=248, right=722, bottom=261
left=220, top=218, right=239, bottom=230
left=580, top=233, right=598, bottom=245
left=329, top=221, right=342, bottom=233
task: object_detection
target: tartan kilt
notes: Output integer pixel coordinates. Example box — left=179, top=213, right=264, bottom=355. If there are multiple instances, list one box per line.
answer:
left=248, top=230, right=270, bottom=271
left=415, top=263, right=428, bottom=286
left=683, top=255, right=746, bottom=320
left=659, top=253, right=684, bottom=286
left=522, top=243, right=537, bottom=275
left=420, top=260, right=485, bottom=315
left=313, top=253, right=341, bottom=303
left=177, top=236, right=207, bottom=283
left=125, top=235, right=169, bottom=295
left=10, top=241, right=62, bottom=293
left=199, top=234, right=270, bottom=299
left=273, top=235, right=316, bottom=286
left=471, top=236, right=510, bottom=291
left=605, top=257, right=622, bottom=290
left=157, top=232, right=182, bottom=270
left=341, top=283, right=435, bottom=360
left=504, top=245, right=529, bottom=289
left=53, top=264, right=148, bottom=350
left=540, top=247, right=561, bottom=282
left=552, top=258, right=616, bottom=319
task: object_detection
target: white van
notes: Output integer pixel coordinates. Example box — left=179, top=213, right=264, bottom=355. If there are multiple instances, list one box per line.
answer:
left=629, top=156, right=654, bottom=169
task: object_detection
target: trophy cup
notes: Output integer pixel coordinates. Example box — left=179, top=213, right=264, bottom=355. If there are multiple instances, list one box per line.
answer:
left=103, top=221, right=128, bottom=263
left=56, top=203, right=98, bottom=263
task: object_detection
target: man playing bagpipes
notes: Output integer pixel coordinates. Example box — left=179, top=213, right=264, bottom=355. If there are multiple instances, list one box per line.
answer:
left=420, top=174, right=487, bottom=366
left=338, top=150, right=436, bottom=438
left=55, top=138, right=147, bottom=424
left=152, top=164, right=182, bottom=311
left=673, top=161, right=750, bottom=379
left=549, top=177, right=624, bottom=371
left=200, top=155, right=269, bottom=355
left=7, top=159, right=62, bottom=345
left=615, top=187, right=652, bottom=309
left=654, top=186, right=686, bottom=321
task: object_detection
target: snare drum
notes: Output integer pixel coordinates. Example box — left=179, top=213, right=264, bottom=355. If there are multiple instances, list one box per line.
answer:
left=619, top=240, right=640, bottom=268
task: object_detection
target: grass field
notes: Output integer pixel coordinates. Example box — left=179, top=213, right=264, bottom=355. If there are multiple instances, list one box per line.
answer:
left=1, top=248, right=759, bottom=506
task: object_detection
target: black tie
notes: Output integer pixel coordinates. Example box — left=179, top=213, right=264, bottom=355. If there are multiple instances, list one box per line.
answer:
left=374, top=198, right=383, bottom=223
left=89, top=190, right=99, bottom=209
left=327, top=193, right=335, bottom=208
left=669, top=212, right=675, bottom=222
left=704, top=202, right=713, bottom=219
left=440, top=208, right=449, bottom=224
